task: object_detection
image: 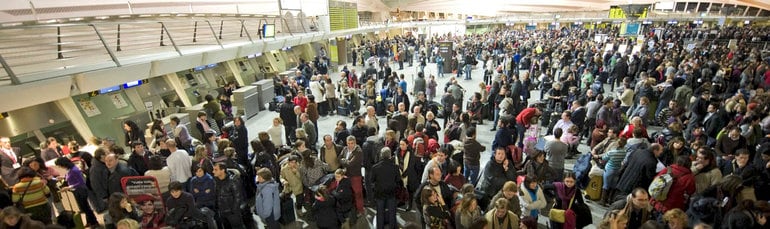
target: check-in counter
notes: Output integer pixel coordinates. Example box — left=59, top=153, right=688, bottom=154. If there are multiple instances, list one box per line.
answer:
left=144, top=113, right=190, bottom=140
left=252, top=79, right=275, bottom=111
left=232, top=85, right=259, bottom=119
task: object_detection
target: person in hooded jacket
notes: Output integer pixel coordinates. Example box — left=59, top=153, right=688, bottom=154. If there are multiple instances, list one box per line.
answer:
left=256, top=168, right=281, bottom=229
left=650, top=155, right=696, bottom=212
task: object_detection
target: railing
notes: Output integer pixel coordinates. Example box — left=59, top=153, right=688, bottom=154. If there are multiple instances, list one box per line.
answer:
left=0, top=15, right=315, bottom=86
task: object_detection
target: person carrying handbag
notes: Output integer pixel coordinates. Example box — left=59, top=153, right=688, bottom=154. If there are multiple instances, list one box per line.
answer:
left=548, top=172, right=592, bottom=229
left=11, top=167, right=52, bottom=225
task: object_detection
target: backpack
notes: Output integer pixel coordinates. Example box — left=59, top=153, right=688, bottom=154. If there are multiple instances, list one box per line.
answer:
left=413, top=137, right=427, bottom=158
left=649, top=166, right=678, bottom=201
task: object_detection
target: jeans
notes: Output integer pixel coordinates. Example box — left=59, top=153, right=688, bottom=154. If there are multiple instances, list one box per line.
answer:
left=515, top=123, right=526, bottom=148
left=492, top=108, right=500, bottom=129
left=437, top=66, right=444, bottom=77
left=464, top=164, right=480, bottom=186
left=350, top=176, right=365, bottom=214
left=603, top=168, right=619, bottom=190
left=464, top=64, right=472, bottom=79
left=376, top=197, right=397, bottom=229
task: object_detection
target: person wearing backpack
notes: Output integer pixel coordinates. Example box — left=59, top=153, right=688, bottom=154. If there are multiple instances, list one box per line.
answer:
left=649, top=155, right=696, bottom=213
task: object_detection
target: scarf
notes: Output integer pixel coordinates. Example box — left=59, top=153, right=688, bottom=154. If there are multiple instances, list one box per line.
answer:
left=526, top=186, right=539, bottom=217
left=554, top=182, right=576, bottom=210
left=490, top=211, right=511, bottom=229
left=198, top=118, right=211, bottom=133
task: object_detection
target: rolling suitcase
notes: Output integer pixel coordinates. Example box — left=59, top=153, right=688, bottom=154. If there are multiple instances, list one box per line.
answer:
left=57, top=190, right=86, bottom=228
left=278, top=193, right=296, bottom=225
left=586, top=175, right=603, bottom=201
left=337, top=106, right=350, bottom=116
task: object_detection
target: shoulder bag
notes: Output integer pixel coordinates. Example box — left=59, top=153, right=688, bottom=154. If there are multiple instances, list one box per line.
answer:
left=549, top=191, right=576, bottom=223
left=14, top=179, right=33, bottom=211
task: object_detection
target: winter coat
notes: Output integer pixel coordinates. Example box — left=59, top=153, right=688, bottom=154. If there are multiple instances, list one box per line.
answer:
left=255, top=180, right=281, bottom=221
left=518, top=183, right=546, bottom=218
left=214, top=174, right=243, bottom=214
left=371, top=158, right=401, bottom=199
left=615, top=148, right=658, bottom=195
left=312, top=195, right=339, bottom=228
left=477, top=160, right=517, bottom=197
left=650, top=165, right=696, bottom=212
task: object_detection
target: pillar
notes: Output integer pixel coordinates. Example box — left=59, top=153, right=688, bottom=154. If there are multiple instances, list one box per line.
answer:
left=164, top=73, right=193, bottom=107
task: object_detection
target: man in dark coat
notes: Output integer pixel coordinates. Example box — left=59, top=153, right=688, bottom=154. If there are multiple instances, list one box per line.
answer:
left=362, top=127, right=384, bottom=204
left=611, top=56, right=628, bottom=89
left=279, top=96, right=297, bottom=144
left=213, top=163, right=245, bottom=228
left=477, top=147, right=517, bottom=201
left=371, top=148, right=401, bottom=229
left=105, top=153, right=139, bottom=197
left=127, top=142, right=149, bottom=175
left=614, top=143, right=663, bottom=200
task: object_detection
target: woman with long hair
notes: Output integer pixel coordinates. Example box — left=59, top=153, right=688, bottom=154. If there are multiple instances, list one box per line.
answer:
left=202, top=131, right=218, bottom=157
left=661, top=137, right=689, bottom=166
left=192, top=145, right=214, bottom=175
left=455, top=193, right=482, bottom=229
left=106, top=192, right=140, bottom=228
left=549, top=172, right=592, bottom=229
left=395, top=139, right=420, bottom=211
left=421, top=188, right=451, bottom=229
left=123, top=120, right=146, bottom=147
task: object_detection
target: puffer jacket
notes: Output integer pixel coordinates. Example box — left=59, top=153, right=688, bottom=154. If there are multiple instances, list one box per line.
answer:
left=214, top=173, right=243, bottom=214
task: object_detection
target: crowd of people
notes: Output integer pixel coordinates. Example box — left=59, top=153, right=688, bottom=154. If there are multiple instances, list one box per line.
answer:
left=0, top=22, right=770, bottom=229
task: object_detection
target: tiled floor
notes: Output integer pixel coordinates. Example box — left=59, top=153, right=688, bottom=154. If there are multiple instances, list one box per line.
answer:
left=240, top=59, right=612, bottom=228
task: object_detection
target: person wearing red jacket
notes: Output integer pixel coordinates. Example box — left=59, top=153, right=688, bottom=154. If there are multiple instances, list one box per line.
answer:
left=651, top=155, right=696, bottom=213
left=293, top=90, right=309, bottom=112
left=515, top=106, right=541, bottom=147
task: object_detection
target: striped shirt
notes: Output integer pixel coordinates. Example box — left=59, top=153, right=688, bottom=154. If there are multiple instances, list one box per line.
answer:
left=12, top=177, right=50, bottom=208
left=603, top=149, right=627, bottom=171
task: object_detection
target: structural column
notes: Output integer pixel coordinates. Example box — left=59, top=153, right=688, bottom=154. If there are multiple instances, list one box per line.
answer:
left=54, top=98, right=95, bottom=142
left=163, top=73, right=193, bottom=107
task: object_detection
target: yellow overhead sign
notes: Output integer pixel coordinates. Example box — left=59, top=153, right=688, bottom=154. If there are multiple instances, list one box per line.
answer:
left=609, top=6, right=648, bottom=19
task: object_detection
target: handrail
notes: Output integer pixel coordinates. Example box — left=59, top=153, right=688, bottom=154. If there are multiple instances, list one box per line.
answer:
left=0, top=54, right=19, bottom=85
left=205, top=20, right=224, bottom=48
left=0, top=17, right=473, bottom=86
left=89, top=24, right=121, bottom=67
left=159, top=22, right=182, bottom=56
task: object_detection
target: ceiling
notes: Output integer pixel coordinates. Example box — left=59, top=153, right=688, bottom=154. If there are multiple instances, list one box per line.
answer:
left=377, top=0, right=770, bottom=16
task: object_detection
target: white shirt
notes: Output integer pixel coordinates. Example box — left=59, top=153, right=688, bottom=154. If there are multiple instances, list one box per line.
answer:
left=166, top=149, right=192, bottom=183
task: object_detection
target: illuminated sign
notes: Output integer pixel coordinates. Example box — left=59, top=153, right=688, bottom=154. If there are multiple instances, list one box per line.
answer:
left=609, top=5, right=649, bottom=19
left=262, top=24, right=276, bottom=38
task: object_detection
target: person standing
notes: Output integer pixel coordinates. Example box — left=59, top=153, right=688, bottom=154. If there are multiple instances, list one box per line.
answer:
left=166, top=139, right=192, bottom=189
left=371, top=148, right=400, bottom=229
left=0, top=137, right=21, bottom=186
left=340, top=136, right=365, bottom=216
left=213, top=163, right=245, bottom=229
left=55, top=157, right=100, bottom=227
left=255, top=168, right=281, bottom=229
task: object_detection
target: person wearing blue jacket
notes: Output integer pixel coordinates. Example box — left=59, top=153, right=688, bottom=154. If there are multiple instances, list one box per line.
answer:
left=256, top=168, right=281, bottom=229
left=189, top=167, right=215, bottom=210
